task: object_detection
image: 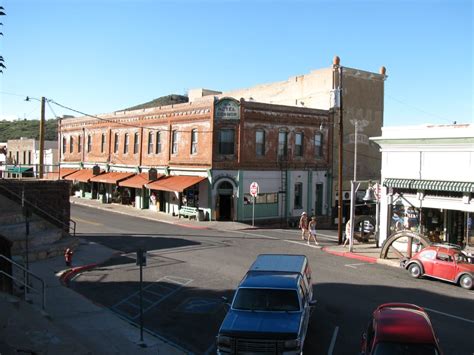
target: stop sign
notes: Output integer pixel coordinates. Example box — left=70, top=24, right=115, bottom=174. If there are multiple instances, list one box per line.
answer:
left=250, top=182, right=259, bottom=197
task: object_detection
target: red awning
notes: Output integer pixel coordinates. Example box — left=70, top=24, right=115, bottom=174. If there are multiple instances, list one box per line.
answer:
left=44, top=168, right=79, bottom=180
left=146, top=175, right=207, bottom=192
left=118, top=173, right=164, bottom=189
left=89, top=171, right=135, bottom=184
left=64, top=169, right=104, bottom=183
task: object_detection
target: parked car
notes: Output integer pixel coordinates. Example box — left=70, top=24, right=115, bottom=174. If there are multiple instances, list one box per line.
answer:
left=361, top=303, right=443, bottom=355
left=216, top=254, right=316, bottom=354
left=401, top=245, right=474, bottom=289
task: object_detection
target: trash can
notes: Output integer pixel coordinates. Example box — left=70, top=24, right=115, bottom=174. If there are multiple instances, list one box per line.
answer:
left=197, top=209, right=205, bottom=221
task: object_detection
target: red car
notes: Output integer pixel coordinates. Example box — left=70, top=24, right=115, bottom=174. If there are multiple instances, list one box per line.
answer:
left=403, top=246, right=473, bottom=289
left=361, top=303, right=443, bottom=355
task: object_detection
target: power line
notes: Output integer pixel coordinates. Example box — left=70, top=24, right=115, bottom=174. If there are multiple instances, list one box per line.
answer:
left=386, top=94, right=453, bottom=123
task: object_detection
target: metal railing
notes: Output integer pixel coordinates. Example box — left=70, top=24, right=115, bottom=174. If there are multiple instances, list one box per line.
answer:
left=0, top=254, right=45, bottom=310
left=0, top=180, right=76, bottom=236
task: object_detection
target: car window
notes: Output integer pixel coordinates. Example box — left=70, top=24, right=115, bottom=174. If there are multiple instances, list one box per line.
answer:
left=373, top=342, right=439, bottom=355
left=454, top=253, right=468, bottom=263
left=232, top=288, right=300, bottom=312
left=420, top=250, right=436, bottom=260
left=436, top=252, right=453, bottom=262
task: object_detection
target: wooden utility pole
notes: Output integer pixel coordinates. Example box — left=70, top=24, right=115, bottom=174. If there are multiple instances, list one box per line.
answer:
left=39, top=97, right=46, bottom=179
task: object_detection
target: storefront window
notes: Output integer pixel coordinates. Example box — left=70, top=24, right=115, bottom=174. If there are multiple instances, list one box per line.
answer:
left=184, top=184, right=199, bottom=207
left=244, top=193, right=278, bottom=205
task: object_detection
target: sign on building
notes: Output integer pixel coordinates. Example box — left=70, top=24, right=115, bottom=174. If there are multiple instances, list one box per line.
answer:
left=215, top=98, right=240, bottom=120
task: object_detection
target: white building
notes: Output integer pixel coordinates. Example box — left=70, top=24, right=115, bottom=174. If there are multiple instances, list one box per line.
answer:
left=371, top=124, right=474, bottom=248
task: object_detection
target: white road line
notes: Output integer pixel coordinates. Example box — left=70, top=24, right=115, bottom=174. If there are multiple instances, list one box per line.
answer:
left=231, top=230, right=279, bottom=240
left=424, top=307, right=474, bottom=324
left=345, top=262, right=372, bottom=269
left=327, top=326, right=339, bottom=355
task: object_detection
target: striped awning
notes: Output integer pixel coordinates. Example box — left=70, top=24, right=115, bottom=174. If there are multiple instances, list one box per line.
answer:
left=384, top=178, right=474, bottom=193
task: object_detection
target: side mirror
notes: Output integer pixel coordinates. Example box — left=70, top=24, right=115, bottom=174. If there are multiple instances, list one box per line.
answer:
left=309, top=300, right=318, bottom=307
left=221, top=296, right=228, bottom=303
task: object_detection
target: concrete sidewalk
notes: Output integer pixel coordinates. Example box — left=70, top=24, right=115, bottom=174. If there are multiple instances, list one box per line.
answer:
left=0, top=239, right=187, bottom=355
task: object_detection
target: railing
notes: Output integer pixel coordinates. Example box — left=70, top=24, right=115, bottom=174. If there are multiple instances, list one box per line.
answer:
left=0, top=180, right=76, bottom=236
left=0, top=254, right=45, bottom=310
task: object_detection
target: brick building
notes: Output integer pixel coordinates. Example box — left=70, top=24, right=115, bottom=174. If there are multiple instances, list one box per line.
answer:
left=59, top=98, right=332, bottom=223
left=189, top=58, right=387, bottom=223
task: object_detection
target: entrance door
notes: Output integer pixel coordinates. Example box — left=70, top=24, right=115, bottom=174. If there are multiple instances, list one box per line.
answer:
left=217, top=181, right=233, bottom=221
left=315, top=183, right=323, bottom=216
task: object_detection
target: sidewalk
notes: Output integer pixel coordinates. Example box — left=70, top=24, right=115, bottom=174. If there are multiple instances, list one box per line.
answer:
left=0, top=239, right=187, bottom=355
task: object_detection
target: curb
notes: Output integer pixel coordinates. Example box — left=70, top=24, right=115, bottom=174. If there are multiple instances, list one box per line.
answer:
left=321, top=247, right=377, bottom=263
left=59, top=263, right=98, bottom=286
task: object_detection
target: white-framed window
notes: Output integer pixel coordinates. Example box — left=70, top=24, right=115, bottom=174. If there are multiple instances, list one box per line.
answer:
left=172, top=130, right=179, bottom=154
left=314, top=132, right=323, bottom=157
left=218, top=129, right=235, bottom=155
left=156, top=131, right=162, bottom=154
left=114, top=133, right=119, bottom=153
left=101, top=134, right=106, bottom=153
left=278, top=131, right=288, bottom=157
left=191, top=129, right=198, bottom=154
left=148, top=131, right=154, bottom=154
left=295, top=132, right=303, bottom=157
left=133, top=132, right=139, bottom=154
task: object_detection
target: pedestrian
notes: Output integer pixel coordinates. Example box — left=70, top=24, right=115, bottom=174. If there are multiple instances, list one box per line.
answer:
left=308, top=216, right=319, bottom=245
left=64, top=248, right=73, bottom=267
left=299, top=212, right=309, bottom=241
left=343, top=219, right=351, bottom=247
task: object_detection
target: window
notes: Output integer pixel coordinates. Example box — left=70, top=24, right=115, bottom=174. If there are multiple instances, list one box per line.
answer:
left=314, top=132, right=323, bottom=157
left=256, top=130, right=265, bottom=156
left=23, top=151, right=26, bottom=164
left=218, top=129, right=235, bottom=155
left=243, top=193, right=278, bottom=205
left=28, top=151, right=31, bottom=165
left=62, top=137, right=66, bottom=154
left=191, top=129, right=198, bottom=154
left=295, top=132, right=303, bottom=156
left=70, top=137, right=74, bottom=153
left=148, top=131, right=153, bottom=154
left=78, top=136, right=82, bottom=153
left=101, top=134, right=106, bottom=153
left=294, top=182, right=303, bottom=209
left=278, top=131, right=288, bottom=157
left=114, top=133, right=119, bottom=153
left=133, top=132, right=139, bottom=154
left=172, top=130, right=179, bottom=154
left=156, top=131, right=162, bottom=154
left=16, top=151, right=19, bottom=164
left=87, top=135, right=92, bottom=153
left=124, top=133, right=129, bottom=153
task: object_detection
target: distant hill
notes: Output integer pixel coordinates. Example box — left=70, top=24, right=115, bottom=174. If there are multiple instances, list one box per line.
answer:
left=0, top=119, right=58, bottom=142
left=123, top=94, right=189, bottom=111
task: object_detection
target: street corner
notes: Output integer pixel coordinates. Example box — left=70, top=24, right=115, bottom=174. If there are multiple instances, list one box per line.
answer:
left=59, top=263, right=98, bottom=286
left=321, top=246, right=377, bottom=263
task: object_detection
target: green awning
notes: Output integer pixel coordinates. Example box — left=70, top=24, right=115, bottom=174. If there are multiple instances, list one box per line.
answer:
left=6, top=166, right=33, bottom=174
left=384, top=178, right=474, bottom=193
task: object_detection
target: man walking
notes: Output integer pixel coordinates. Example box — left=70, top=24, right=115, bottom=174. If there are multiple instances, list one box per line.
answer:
left=299, top=212, right=309, bottom=241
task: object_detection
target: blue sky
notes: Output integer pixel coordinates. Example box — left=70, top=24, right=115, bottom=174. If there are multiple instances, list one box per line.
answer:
left=0, top=0, right=472, bottom=126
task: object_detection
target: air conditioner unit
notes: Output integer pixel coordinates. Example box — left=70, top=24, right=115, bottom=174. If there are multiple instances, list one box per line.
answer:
left=335, top=191, right=352, bottom=201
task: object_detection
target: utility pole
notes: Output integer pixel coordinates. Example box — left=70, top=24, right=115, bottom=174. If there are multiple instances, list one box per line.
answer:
left=337, top=64, right=344, bottom=245
left=39, top=97, right=46, bottom=179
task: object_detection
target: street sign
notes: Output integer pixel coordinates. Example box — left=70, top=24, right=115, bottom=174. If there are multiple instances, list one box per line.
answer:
left=250, top=182, right=259, bottom=197
left=136, top=249, right=147, bottom=266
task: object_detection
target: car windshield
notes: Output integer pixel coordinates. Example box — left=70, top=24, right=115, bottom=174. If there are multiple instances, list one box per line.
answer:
left=373, top=342, right=439, bottom=355
left=232, top=288, right=300, bottom=312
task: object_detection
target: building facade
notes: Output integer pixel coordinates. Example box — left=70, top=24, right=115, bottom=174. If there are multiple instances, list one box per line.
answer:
left=60, top=98, right=333, bottom=223
left=372, top=124, right=474, bottom=248
left=4, top=138, right=58, bottom=178
left=189, top=58, right=387, bottom=223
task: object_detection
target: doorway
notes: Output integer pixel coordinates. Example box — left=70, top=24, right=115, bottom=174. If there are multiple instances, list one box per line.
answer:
left=217, top=181, right=233, bottom=221
left=315, top=183, right=323, bottom=216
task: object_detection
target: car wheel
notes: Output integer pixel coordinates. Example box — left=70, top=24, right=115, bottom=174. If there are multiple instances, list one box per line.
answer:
left=408, top=263, right=422, bottom=278
left=459, top=274, right=473, bottom=290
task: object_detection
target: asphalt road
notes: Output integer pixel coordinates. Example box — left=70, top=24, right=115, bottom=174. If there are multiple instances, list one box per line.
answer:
left=71, top=205, right=474, bottom=355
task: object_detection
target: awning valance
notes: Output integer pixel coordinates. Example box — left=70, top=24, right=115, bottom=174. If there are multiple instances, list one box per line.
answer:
left=6, top=166, right=33, bottom=174
left=44, top=168, right=79, bottom=180
left=118, top=173, right=163, bottom=189
left=146, top=175, right=207, bottom=192
left=65, top=169, right=104, bottom=183
left=384, top=178, right=474, bottom=193
left=89, top=171, right=135, bottom=184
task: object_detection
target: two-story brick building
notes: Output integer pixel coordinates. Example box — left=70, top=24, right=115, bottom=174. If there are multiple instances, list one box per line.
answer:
left=60, top=98, right=332, bottom=223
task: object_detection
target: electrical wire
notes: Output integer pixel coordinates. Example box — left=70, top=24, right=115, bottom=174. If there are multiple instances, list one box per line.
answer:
left=386, top=94, right=453, bottom=123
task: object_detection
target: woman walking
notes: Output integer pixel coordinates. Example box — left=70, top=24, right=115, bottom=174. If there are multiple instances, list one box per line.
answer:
left=308, top=216, right=319, bottom=245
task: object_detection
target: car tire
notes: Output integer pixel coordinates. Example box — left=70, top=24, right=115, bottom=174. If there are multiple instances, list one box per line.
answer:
left=459, top=274, right=473, bottom=290
left=408, top=263, right=422, bottom=278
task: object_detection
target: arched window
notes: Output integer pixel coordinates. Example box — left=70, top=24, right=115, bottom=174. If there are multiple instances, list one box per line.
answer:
left=114, top=133, right=119, bottom=153
left=148, top=131, right=153, bottom=154
left=256, top=130, right=265, bottom=156
left=191, top=129, right=198, bottom=154
left=77, top=135, right=82, bottom=153
left=278, top=131, right=288, bottom=157
left=70, top=136, right=74, bottom=153
left=87, top=135, right=92, bottom=153
left=62, top=137, right=66, bottom=154
left=124, top=133, right=129, bottom=154
left=156, top=131, right=162, bottom=154
left=133, top=132, right=139, bottom=154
